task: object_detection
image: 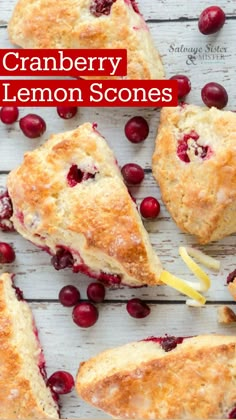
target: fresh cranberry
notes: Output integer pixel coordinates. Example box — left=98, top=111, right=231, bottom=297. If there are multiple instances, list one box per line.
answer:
left=0, top=187, right=14, bottom=232
left=229, top=408, right=236, bottom=419
left=87, top=282, right=106, bottom=303
left=226, top=269, right=236, bottom=284
left=67, top=165, right=96, bottom=187
left=140, top=197, right=160, bottom=219
left=121, top=163, right=144, bottom=185
left=170, top=75, right=191, bottom=98
left=57, top=106, right=78, bottom=119
left=0, top=107, right=19, bottom=124
left=72, top=302, right=98, bottom=328
left=19, top=114, right=46, bottom=138
left=126, top=298, right=150, bottom=318
left=198, top=6, right=226, bottom=35
left=0, top=242, right=15, bottom=263
left=51, top=248, right=74, bottom=270
left=59, top=285, right=80, bottom=307
left=125, top=116, right=149, bottom=143
left=47, top=371, right=74, bottom=394
left=201, top=82, right=228, bottom=109
left=90, top=0, right=116, bottom=16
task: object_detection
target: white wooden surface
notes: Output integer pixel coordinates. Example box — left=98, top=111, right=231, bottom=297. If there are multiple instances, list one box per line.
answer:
left=1, top=1, right=236, bottom=418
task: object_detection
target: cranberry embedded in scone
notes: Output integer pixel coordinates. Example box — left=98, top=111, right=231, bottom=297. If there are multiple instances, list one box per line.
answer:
left=90, top=0, right=140, bottom=16
left=0, top=187, right=15, bottom=232
left=177, top=131, right=212, bottom=163
left=144, top=335, right=185, bottom=351
left=67, top=165, right=97, bottom=187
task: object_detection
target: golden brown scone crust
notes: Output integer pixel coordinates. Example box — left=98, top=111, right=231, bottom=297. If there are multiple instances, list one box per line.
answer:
left=8, top=0, right=165, bottom=80
left=152, top=104, right=236, bottom=244
left=0, top=273, right=58, bottom=418
left=217, top=305, right=236, bottom=324
left=7, top=123, right=162, bottom=287
left=76, top=335, right=236, bottom=419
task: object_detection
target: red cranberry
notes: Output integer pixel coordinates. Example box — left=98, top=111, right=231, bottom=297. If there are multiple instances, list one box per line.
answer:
left=57, top=106, right=78, bottom=119
left=59, top=285, right=80, bottom=307
left=229, top=408, right=236, bottom=419
left=0, top=187, right=14, bottom=232
left=51, top=248, right=74, bottom=270
left=198, top=6, right=226, bottom=35
left=0, top=242, right=15, bottom=263
left=72, top=302, right=98, bottom=327
left=201, top=82, right=228, bottom=109
left=170, top=75, right=191, bottom=98
left=90, top=0, right=116, bottom=16
left=125, top=116, right=149, bottom=143
left=19, top=114, right=46, bottom=138
left=0, top=107, right=19, bottom=124
left=226, top=269, right=236, bottom=284
left=140, top=197, right=160, bottom=219
left=87, top=282, right=106, bottom=303
left=47, top=371, right=74, bottom=394
left=121, top=163, right=144, bottom=185
left=67, top=165, right=96, bottom=187
left=126, top=298, right=150, bottom=319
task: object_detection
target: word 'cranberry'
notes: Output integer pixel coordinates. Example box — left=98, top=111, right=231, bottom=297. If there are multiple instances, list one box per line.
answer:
left=47, top=371, right=75, bottom=394
left=198, top=6, right=226, bottom=35
left=170, top=75, right=191, bottom=98
left=87, top=282, right=106, bottom=303
left=125, top=116, right=149, bottom=143
left=0, top=242, right=16, bottom=263
left=140, top=197, right=160, bottom=219
left=121, top=163, right=145, bottom=185
left=126, top=298, right=150, bottom=319
left=57, top=107, right=78, bottom=119
left=19, top=114, right=46, bottom=138
left=59, top=285, right=80, bottom=307
left=0, top=107, right=19, bottom=124
left=51, top=248, right=74, bottom=270
left=201, top=82, right=228, bottom=109
left=72, top=302, right=99, bottom=327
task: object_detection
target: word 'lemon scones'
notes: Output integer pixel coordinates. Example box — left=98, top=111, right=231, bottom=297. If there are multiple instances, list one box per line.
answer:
left=8, top=0, right=165, bottom=80
left=7, top=123, right=162, bottom=287
left=0, top=273, right=59, bottom=419
left=76, top=335, right=236, bottom=419
left=152, top=104, right=236, bottom=244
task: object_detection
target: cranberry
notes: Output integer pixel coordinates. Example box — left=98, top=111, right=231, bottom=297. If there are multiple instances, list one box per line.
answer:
left=125, top=116, right=149, bottom=143
left=121, top=163, right=144, bottom=185
left=67, top=165, right=96, bottom=187
left=90, top=0, right=116, bottom=16
left=59, top=285, right=80, bottom=307
left=177, top=131, right=212, bottom=163
left=51, top=248, right=74, bottom=270
left=0, top=242, right=15, bottom=263
left=170, top=75, right=191, bottom=98
left=0, top=107, right=19, bottom=124
left=229, top=408, right=236, bottom=419
left=57, top=106, right=78, bottom=119
left=19, top=114, right=46, bottom=138
left=87, top=282, right=106, bottom=303
left=0, top=187, right=14, bottom=232
left=126, top=298, right=150, bottom=319
left=201, top=82, right=228, bottom=109
left=72, top=302, right=98, bottom=328
left=198, top=6, right=226, bottom=35
left=144, top=335, right=184, bottom=351
left=140, top=197, right=160, bottom=219
left=47, top=371, right=74, bottom=394
left=226, top=269, right=236, bottom=284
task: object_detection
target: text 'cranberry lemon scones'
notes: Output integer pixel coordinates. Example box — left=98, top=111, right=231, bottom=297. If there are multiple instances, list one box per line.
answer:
left=7, top=123, right=163, bottom=288
left=152, top=104, right=236, bottom=244
left=76, top=335, right=236, bottom=419
left=0, top=273, right=59, bottom=419
left=8, top=0, right=165, bottom=80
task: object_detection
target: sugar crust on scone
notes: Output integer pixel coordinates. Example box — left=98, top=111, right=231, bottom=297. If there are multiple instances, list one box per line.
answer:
left=152, top=104, right=236, bottom=244
left=0, top=273, right=58, bottom=419
left=76, top=335, right=236, bottom=419
left=7, top=123, right=162, bottom=287
left=8, top=0, right=165, bottom=80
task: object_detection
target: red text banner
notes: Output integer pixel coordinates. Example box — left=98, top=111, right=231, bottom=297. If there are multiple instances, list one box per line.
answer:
left=0, top=79, right=178, bottom=107
left=0, top=49, right=127, bottom=77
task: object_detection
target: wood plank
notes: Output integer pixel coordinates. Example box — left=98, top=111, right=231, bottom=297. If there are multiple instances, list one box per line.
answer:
left=1, top=0, right=236, bottom=25
left=1, top=172, right=235, bottom=302
left=31, top=302, right=236, bottom=418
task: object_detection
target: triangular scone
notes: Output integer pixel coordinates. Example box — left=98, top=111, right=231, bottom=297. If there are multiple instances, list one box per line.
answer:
left=152, top=104, right=236, bottom=244
left=8, top=0, right=165, bottom=80
left=0, top=273, right=59, bottom=419
left=76, top=335, right=236, bottom=419
left=7, top=123, right=162, bottom=287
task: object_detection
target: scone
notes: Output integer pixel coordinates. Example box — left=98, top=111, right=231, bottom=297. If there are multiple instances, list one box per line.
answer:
left=8, top=0, right=165, bottom=80
left=152, top=104, right=236, bottom=244
left=0, top=272, right=59, bottom=419
left=7, top=123, right=162, bottom=287
left=76, top=335, right=236, bottom=419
